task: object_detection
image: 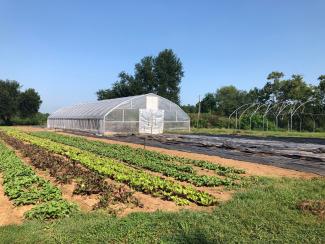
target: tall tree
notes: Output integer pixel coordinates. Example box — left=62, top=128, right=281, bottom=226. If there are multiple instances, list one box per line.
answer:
left=153, top=49, right=184, bottom=104
left=215, top=86, right=247, bottom=116
left=318, top=75, right=325, bottom=92
left=200, top=93, right=216, bottom=113
left=97, top=49, right=184, bottom=104
left=246, top=87, right=260, bottom=103
left=0, top=79, right=42, bottom=124
left=316, top=75, right=325, bottom=107
left=96, top=72, right=135, bottom=100
left=0, top=80, right=20, bottom=124
left=279, top=74, right=312, bottom=102
left=267, top=71, right=284, bottom=82
left=263, top=71, right=285, bottom=102
left=18, top=88, right=42, bottom=118
left=134, top=56, right=156, bottom=93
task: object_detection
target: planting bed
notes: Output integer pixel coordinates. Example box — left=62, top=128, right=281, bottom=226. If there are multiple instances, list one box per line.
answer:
left=1, top=128, right=221, bottom=206
left=0, top=138, right=77, bottom=220
left=109, top=133, right=325, bottom=176
left=0, top=131, right=141, bottom=212
left=31, top=131, right=245, bottom=187
left=1, top=127, right=323, bottom=242
left=0, top=127, right=254, bottom=226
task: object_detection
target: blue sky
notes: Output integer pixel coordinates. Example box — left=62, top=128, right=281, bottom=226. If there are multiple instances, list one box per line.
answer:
left=1, top=0, right=324, bottom=113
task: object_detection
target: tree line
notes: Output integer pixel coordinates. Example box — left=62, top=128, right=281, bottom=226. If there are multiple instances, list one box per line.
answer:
left=182, top=72, right=325, bottom=131
left=0, top=79, right=44, bottom=125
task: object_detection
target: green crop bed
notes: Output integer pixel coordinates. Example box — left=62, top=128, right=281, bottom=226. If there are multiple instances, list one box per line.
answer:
left=1, top=128, right=217, bottom=206
left=31, top=131, right=245, bottom=186
left=0, top=139, right=77, bottom=220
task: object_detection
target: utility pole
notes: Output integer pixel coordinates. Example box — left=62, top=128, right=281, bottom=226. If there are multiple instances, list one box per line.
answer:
left=197, top=95, right=201, bottom=128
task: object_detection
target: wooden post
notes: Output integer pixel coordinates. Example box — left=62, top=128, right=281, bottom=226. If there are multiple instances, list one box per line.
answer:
left=196, top=95, right=201, bottom=128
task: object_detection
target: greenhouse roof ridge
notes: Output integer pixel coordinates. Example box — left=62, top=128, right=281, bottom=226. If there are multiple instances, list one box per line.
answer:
left=48, top=93, right=158, bottom=119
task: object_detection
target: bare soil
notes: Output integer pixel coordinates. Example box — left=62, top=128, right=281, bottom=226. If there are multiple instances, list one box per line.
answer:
left=298, top=200, right=325, bottom=219
left=1, top=129, right=224, bottom=223
left=2, top=126, right=317, bottom=227
left=0, top=175, right=34, bottom=226
left=21, top=158, right=98, bottom=212
left=18, top=126, right=318, bottom=178
left=54, top=130, right=317, bottom=178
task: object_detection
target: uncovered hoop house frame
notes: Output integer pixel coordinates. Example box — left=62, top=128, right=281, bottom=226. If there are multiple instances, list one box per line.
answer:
left=47, top=93, right=190, bottom=134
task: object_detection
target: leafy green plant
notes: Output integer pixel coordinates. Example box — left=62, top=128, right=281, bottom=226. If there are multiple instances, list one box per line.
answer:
left=3, top=128, right=217, bottom=206
left=0, top=131, right=140, bottom=210
left=0, top=138, right=78, bottom=220
left=31, top=131, right=244, bottom=185
left=24, top=200, right=78, bottom=220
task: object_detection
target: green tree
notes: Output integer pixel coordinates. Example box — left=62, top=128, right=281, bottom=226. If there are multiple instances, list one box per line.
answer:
left=18, top=88, right=42, bottom=118
left=259, top=81, right=275, bottom=102
left=318, top=75, right=325, bottom=92
left=97, top=49, right=184, bottom=104
left=153, top=49, right=184, bottom=104
left=246, top=87, right=260, bottom=103
left=0, top=80, right=20, bottom=124
left=279, top=74, right=313, bottom=101
left=96, top=72, right=135, bottom=99
left=267, top=71, right=284, bottom=82
left=134, top=56, right=156, bottom=93
left=200, top=93, right=216, bottom=113
left=316, top=75, right=325, bottom=108
left=259, top=71, right=285, bottom=102
left=0, top=79, right=42, bottom=124
left=215, top=86, right=247, bottom=116
left=181, top=104, right=196, bottom=113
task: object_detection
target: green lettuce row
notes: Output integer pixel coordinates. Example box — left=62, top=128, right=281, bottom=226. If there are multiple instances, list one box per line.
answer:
left=31, top=131, right=235, bottom=186
left=3, top=128, right=217, bottom=206
left=35, top=131, right=245, bottom=174
left=0, top=138, right=77, bottom=219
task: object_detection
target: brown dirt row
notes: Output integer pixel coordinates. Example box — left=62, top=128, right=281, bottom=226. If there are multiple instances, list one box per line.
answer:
left=0, top=175, right=34, bottom=226
left=0, top=131, right=222, bottom=224
left=54, top=131, right=317, bottom=178
left=17, top=126, right=317, bottom=178
left=0, top=132, right=141, bottom=211
left=15, top=128, right=236, bottom=199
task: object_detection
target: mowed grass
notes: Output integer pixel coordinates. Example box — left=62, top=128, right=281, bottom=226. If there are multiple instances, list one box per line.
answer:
left=181, top=128, right=325, bottom=139
left=0, top=177, right=324, bottom=243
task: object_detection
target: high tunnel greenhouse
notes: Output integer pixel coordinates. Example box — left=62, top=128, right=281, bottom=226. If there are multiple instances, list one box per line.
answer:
left=47, top=93, right=190, bottom=134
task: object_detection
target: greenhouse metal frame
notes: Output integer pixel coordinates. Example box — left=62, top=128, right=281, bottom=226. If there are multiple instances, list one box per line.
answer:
left=48, top=93, right=190, bottom=134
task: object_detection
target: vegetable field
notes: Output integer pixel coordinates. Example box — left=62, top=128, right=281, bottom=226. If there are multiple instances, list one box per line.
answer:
left=0, top=127, right=247, bottom=222
left=0, top=127, right=324, bottom=243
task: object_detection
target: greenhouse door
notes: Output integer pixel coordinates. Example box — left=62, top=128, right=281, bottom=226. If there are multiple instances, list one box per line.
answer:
left=139, top=109, right=164, bottom=134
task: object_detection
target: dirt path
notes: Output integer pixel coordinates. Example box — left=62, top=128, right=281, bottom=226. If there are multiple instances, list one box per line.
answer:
left=15, top=126, right=319, bottom=177
left=12, top=145, right=100, bottom=212
left=2, top=133, right=212, bottom=215
left=56, top=131, right=318, bottom=178
left=0, top=174, right=33, bottom=226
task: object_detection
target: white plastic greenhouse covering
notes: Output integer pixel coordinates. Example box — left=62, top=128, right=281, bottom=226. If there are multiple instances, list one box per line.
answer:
left=47, top=93, right=190, bottom=134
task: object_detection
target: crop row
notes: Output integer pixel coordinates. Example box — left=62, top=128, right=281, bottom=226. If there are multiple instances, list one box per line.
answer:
left=2, top=128, right=217, bottom=206
left=0, top=139, right=77, bottom=220
left=31, top=132, right=236, bottom=186
left=38, top=132, right=245, bottom=175
left=0, top=131, right=141, bottom=211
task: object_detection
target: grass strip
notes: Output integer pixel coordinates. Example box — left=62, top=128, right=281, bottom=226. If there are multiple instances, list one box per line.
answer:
left=1, top=177, right=324, bottom=242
